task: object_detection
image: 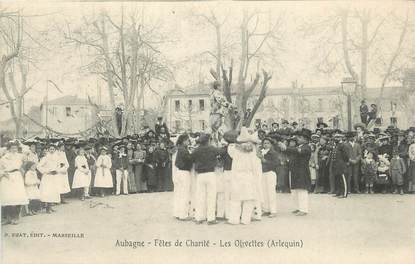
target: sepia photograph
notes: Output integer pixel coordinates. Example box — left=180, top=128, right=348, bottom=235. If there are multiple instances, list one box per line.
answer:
left=0, top=0, right=414, bottom=263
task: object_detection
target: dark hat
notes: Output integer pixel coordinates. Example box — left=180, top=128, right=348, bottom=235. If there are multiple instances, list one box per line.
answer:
left=317, top=122, right=328, bottom=128
left=22, top=139, right=38, bottom=146
left=281, top=119, right=289, bottom=124
left=271, top=122, right=279, bottom=126
left=262, top=137, right=275, bottom=144
left=345, top=131, right=356, bottom=138
left=373, top=128, right=381, bottom=134
left=311, top=134, right=321, bottom=140
left=196, top=133, right=211, bottom=145
left=292, top=121, right=298, bottom=126
left=297, top=128, right=312, bottom=140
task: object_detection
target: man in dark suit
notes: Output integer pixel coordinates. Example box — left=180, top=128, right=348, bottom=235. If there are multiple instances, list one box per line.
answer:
left=280, top=128, right=312, bottom=216
left=329, top=132, right=350, bottom=198
left=344, top=132, right=362, bottom=193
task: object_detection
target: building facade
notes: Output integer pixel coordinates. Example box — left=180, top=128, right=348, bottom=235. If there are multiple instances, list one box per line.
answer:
left=40, top=95, right=97, bottom=135
left=165, top=83, right=411, bottom=133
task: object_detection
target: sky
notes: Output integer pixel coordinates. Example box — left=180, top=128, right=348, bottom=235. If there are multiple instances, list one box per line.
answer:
left=0, top=0, right=413, bottom=120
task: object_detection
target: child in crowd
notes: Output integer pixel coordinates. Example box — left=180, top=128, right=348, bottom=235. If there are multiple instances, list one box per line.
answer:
left=94, top=147, right=113, bottom=197
left=377, top=154, right=390, bottom=194
left=24, top=161, right=41, bottom=215
left=72, top=146, right=92, bottom=200
left=309, top=143, right=318, bottom=192
left=389, top=149, right=406, bottom=195
left=361, top=151, right=378, bottom=194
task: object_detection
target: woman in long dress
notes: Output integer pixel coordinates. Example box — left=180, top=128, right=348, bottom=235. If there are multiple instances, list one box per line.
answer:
left=37, top=143, right=62, bottom=213
left=72, top=147, right=92, bottom=200
left=94, top=147, right=113, bottom=197
left=132, top=143, right=147, bottom=192
left=126, top=142, right=138, bottom=194
left=0, top=141, right=28, bottom=225
left=57, top=143, right=70, bottom=203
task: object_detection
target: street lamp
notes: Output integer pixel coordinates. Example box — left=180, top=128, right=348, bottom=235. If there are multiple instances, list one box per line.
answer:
left=341, top=77, right=357, bottom=131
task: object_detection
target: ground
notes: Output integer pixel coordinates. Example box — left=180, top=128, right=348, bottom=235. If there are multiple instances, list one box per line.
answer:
left=1, top=193, right=414, bottom=264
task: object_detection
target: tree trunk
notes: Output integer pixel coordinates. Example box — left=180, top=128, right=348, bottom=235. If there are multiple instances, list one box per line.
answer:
left=341, top=11, right=359, bottom=85
left=360, top=18, right=369, bottom=99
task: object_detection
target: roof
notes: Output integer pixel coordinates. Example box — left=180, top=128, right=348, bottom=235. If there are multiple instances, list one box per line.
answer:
left=166, top=83, right=405, bottom=99
left=45, top=95, right=90, bottom=106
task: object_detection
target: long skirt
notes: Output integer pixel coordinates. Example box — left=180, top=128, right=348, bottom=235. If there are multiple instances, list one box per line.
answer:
left=127, top=166, right=138, bottom=193
left=408, top=160, right=415, bottom=192
left=145, top=166, right=157, bottom=190
left=94, top=167, right=113, bottom=188
left=0, top=171, right=29, bottom=206
left=40, top=174, right=61, bottom=203
left=134, top=164, right=147, bottom=192
left=72, top=169, right=91, bottom=189
left=58, top=172, right=71, bottom=194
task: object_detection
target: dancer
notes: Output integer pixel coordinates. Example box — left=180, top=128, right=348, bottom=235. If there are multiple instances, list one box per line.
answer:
left=173, top=134, right=192, bottom=221
left=258, top=137, right=278, bottom=218
left=191, top=133, right=224, bottom=225
left=227, top=128, right=261, bottom=225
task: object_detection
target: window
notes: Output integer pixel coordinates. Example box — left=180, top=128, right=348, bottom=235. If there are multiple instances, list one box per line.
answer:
left=199, top=99, right=205, bottom=111
left=185, top=120, right=192, bottom=129
left=174, top=120, right=182, bottom=131
left=65, top=107, right=72, bottom=117
left=175, top=100, right=180, bottom=112
left=188, top=100, right=193, bottom=111
left=199, top=120, right=206, bottom=131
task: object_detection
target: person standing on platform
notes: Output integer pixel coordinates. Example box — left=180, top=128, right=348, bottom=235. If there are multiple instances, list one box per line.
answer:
left=279, top=129, right=312, bottom=216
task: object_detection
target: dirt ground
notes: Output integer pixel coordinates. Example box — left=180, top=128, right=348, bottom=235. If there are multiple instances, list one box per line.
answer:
left=1, top=192, right=414, bottom=264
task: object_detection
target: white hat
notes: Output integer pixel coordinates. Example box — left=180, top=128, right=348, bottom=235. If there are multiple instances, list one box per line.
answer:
left=237, top=127, right=261, bottom=144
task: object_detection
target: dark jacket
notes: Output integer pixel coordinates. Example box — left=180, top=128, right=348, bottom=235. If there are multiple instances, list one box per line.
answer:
left=261, top=148, right=279, bottom=173
left=344, top=141, right=362, bottom=164
left=285, top=144, right=311, bottom=189
left=191, top=145, right=224, bottom=173
left=113, top=153, right=129, bottom=170
left=175, top=146, right=192, bottom=171
left=329, top=142, right=350, bottom=175
left=154, top=148, right=170, bottom=168
left=221, top=145, right=233, bottom=171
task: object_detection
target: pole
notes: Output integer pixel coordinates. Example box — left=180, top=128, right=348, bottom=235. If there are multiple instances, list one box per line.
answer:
left=347, top=93, right=352, bottom=131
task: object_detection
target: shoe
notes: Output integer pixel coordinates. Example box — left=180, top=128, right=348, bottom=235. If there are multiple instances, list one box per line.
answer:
left=85, top=196, right=92, bottom=199
left=251, top=218, right=261, bottom=222
left=61, top=200, right=68, bottom=204
left=262, top=212, right=271, bottom=216
left=80, top=197, right=85, bottom=201
left=295, top=212, right=307, bottom=216
left=179, top=217, right=193, bottom=221
left=100, top=194, right=105, bottom=198
left=31, top=210, right=37, bottom=215
left=355, top=190, right=361, bottom=194
left=291, top=210, right=300, bottom=214
left=337, top=196, right=347, bottom=199
left=400, top=190, right=404, bottom=195
left=268, top=213, right=277, bottom=218
left=207, top=220, right=219, bottom=225
left=195, top=220, right=204, bottom=225
left=10, top=220, right=18, bottom=225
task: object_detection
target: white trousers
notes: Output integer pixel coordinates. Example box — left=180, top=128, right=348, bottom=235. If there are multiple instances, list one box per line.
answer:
left=116, top=169, right=129, bottom=195
left=262, top=171, right=277, bottom=214
left=228, top=200, right=255, bottom=225
left=195, top=172, right=217, bottom=222
left=173, top=169, right=191, bottom=219
left=291, top=189, right=309, bottom=213
left=215, top=168, right=226, bottom=218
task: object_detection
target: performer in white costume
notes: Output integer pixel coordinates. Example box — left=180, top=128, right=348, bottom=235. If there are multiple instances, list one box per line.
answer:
left=227, top=127, right=262, bottom=225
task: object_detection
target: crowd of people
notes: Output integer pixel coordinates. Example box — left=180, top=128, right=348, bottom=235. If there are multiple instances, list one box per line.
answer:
left=1, top=116, right=415, bottom=226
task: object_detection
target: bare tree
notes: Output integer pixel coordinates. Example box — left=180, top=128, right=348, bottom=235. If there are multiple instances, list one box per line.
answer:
left=205, top=9, right=284, bottom=130
left=0, top=9, right=43, bottom=138
left=62, top=7, right=173, bottom=137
